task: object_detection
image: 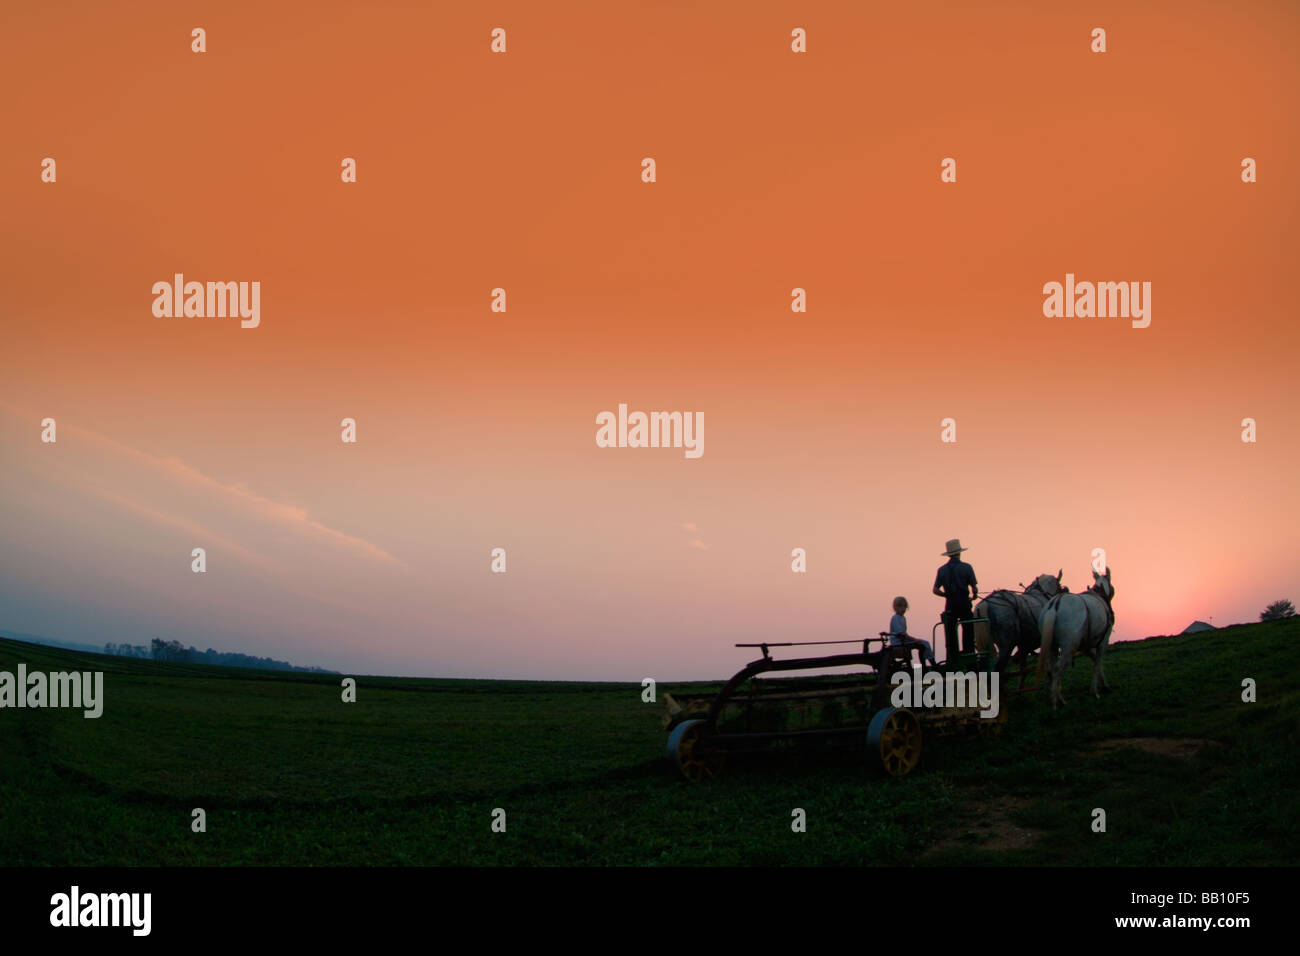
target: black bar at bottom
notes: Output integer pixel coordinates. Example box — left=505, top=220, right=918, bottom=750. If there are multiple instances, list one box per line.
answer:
left=1, top=866, right=1285, bottom=942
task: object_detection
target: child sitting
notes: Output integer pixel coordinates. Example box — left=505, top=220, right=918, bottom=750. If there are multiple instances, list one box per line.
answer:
left=888, top=596, right=936, bottom=666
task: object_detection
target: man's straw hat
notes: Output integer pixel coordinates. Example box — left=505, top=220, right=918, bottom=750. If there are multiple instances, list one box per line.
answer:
left=942, top=538, right=967, bottom=556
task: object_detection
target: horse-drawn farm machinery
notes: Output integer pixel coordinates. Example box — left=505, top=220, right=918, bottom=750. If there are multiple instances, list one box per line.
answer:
left=662, top=615, right=1005, bottom=781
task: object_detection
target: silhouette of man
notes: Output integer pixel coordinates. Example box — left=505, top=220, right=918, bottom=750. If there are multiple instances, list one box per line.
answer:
left=933, top=538, right=979, bottom=657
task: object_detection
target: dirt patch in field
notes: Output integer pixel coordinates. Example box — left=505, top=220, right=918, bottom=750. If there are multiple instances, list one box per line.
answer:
left=1087, top=737, right=1222, bottom=760
left=925, top=793, right=1041, bottom=857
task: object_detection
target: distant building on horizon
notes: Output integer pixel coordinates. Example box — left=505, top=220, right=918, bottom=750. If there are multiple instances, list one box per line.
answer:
left=1181, top=620, right=1216, bottom=634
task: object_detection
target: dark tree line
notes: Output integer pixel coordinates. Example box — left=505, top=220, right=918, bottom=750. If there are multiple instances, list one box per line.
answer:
left=103, top=638, right=335, bottom=673
left=1261, top=599, right=1295, bottom=622
left=104, top=642, right=151, bottom=658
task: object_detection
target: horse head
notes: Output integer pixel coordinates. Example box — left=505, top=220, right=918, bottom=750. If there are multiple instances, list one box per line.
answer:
left=1029, top=571, right=1065, bottom=597
left=1091, top=566, right=1114, bottom=603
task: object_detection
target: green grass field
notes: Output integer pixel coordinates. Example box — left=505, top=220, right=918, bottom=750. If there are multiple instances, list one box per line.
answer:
left=2, top=620, right=1296, bottom=865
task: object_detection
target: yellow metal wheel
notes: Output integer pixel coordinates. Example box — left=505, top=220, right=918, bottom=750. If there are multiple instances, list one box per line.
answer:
left=666, top=719, right=725, bottom=782
left=868, top=707, right=923, bottom=777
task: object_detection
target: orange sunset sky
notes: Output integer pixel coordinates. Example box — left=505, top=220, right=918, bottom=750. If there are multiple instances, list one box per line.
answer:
left=1, top=1, right=1297, bottom=679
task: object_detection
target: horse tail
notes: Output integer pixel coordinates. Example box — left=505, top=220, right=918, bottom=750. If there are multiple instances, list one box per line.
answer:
left=1036, top=599, right=1058, bottom=680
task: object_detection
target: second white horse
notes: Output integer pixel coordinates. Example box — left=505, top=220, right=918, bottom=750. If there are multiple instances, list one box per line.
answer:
left=1036, top=567, right=1115, bottom=709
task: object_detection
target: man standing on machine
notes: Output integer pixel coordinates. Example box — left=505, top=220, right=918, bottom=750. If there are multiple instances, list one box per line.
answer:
left=934, top=538, right=979, bottom=658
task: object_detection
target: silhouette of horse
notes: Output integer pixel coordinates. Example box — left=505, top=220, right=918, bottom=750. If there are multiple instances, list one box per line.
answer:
left=977, top=571, right=1065, bottom=677
left=1036, top=567, right=1115, bottom=709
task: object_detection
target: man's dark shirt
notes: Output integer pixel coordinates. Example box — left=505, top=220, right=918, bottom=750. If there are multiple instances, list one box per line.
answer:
left=935, top=557, right=977, bottom=612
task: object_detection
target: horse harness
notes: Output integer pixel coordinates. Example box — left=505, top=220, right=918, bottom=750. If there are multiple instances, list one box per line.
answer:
left=984, top=583, right=1060, bottom=641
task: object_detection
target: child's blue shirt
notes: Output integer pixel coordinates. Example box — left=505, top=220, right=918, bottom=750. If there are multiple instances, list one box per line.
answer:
left=889, top=613, right=908, bottom=645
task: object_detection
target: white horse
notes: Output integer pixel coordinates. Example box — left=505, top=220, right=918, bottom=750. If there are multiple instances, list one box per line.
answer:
left=1035, top=567, right=1115, bottom=709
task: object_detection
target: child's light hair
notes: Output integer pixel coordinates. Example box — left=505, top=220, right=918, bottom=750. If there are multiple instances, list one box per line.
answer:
left=893, top=596, right=908, bottom=611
